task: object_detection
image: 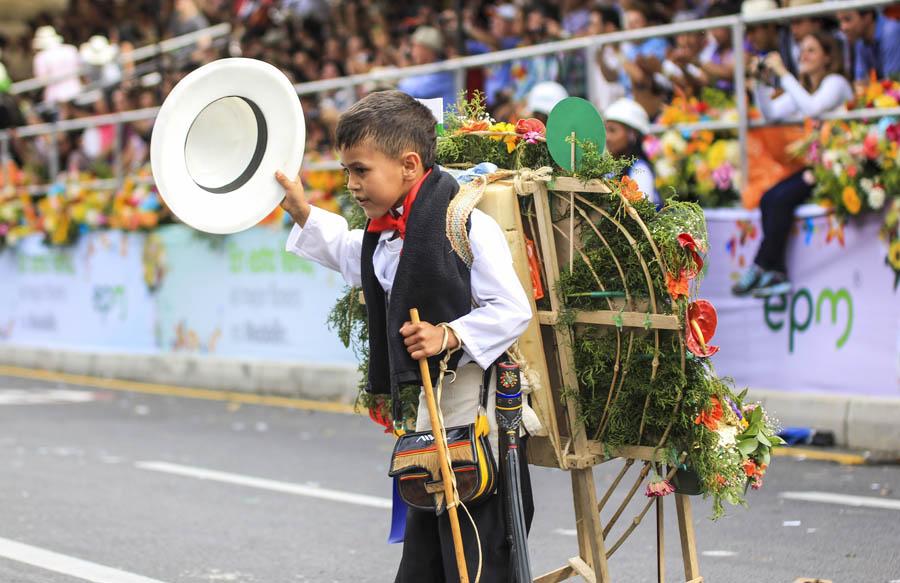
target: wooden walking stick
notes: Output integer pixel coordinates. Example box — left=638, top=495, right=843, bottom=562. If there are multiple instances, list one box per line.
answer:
left=409, top=308, right=470, bottom=583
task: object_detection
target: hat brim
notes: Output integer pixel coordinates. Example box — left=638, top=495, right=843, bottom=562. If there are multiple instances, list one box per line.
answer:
left=151, top=58, right=305, bottom=234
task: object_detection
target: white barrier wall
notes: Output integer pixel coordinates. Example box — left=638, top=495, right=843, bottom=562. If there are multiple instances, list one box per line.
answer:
left=1, top=214, right=897, bottom=396
left=703, top=206, right=900, bottom=397
left=0, top=225, right=355, bottom=365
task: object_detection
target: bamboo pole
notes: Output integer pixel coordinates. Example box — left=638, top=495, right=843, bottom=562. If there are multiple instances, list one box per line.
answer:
left=409, top=308, right=469, bottom=583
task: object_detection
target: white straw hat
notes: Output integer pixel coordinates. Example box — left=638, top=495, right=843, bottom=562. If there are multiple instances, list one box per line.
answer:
left=33, top=26, right=63, bottom=51
left=80, top=35, right=118, bottom=66
left=604, top=98, right=650, bottom=136
left=527, top=81, right=569, bottom=115
left=150, top=58, right=306, bottom=234
left=741, top=0, right=779, bottom=17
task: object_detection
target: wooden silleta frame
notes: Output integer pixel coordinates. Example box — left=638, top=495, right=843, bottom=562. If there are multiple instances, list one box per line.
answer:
left=476, top=175, right=703, bottom=583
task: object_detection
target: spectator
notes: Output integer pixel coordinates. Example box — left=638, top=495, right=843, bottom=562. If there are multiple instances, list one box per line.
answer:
left=510, top=6, right=563, bottom=102
left=733, top=31, right=852, bottom=297
left=836, top=8, right=900, bottom=83
left=587, top=6, right=625, bottom=111
left=781, top=0, right=829, bottom=76
left=698, top=1, right=740, bottom=92
left=741, top=0, right=793, bottom=89
left=603, top=98, right=660, bottom=207
left=464, top=3, right=522, bottom=107
left=397, top=26, right=457, bottom=112
left=661, top=15, right=709, bottom=97
left=32, top=26, right=82, bottom=104
left=79, top=35, right=122, bottom=90
left=619, top=1, right=669, bottom=118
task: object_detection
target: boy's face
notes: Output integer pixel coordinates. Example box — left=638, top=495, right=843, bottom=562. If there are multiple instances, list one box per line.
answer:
left=340, top=141, right=417, bottom=220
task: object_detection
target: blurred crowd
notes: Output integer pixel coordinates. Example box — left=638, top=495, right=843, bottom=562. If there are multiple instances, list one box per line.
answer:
left=0, top=0, right=898, bottom=183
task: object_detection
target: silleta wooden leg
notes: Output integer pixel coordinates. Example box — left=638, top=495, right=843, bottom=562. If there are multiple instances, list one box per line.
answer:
left=571, top=468, right=610, bottom=583
left=657, top=497, right=665, bottom=583
left=675, top=494, right=701, bottom=581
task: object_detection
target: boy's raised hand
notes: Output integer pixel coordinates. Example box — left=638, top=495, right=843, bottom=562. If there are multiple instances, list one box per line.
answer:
left=400, top=320, right=460, bottom=361
left=276, top=170, right=311, bottom=227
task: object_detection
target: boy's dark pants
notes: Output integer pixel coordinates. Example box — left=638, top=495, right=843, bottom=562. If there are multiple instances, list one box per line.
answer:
left=394, top=438, right=535, bottom=583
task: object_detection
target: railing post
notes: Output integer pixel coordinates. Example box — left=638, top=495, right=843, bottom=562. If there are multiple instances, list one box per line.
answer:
left=48, top=126, right=60, bottom=184
left=0, top=135, right=9, bottom=190
left=585, top=42, right=599, bottom=108
left=113, top=120, right=124, bottom=188
left=732, top=21, right=748, bottom=193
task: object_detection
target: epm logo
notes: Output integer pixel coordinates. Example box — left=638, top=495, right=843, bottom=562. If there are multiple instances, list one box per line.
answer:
left=763, top=287, right=853, bottom=352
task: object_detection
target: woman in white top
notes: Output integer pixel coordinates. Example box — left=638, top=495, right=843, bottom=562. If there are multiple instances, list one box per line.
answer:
left=604, top=98, right=661, bottom=208
left=733, top=31, right=852, bottom=298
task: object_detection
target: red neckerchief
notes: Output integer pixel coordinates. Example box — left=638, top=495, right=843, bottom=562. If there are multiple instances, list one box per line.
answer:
left=365, top=169, right=432, bottom=239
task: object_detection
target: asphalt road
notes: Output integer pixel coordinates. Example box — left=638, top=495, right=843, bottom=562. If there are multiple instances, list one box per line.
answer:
left=1, top=372, right=899, bottom=583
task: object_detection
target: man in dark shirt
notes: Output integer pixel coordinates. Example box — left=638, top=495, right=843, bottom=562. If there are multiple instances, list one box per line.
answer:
left=836, top=9, right=900, bottom=82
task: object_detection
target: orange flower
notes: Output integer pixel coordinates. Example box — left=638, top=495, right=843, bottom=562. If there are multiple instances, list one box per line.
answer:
left=743, top=458, right=758, bottom=477
left=694, top=395, right=724, bottom=431
left=666, top=270, right=690, bottom=300
left=842, top=186, right=861, bottom=214
left=457, top=120, right=490, bottom=134
left=619, top=175, right=643, bottom=203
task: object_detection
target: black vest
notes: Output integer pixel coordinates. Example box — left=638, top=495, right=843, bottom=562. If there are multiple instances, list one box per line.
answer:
left=361, top=167, right=471, bottom=400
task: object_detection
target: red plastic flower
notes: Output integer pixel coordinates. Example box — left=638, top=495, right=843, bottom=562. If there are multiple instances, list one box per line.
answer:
left=863, top=133, right=880, bottom=159
left=514, top=117, right=546, bottom=137
left=694, top=395, right=724, bottom=431
left=677, top=233, right=705, bottom=277
left=686, top=299, right=719, bottom=358
left=886, top=122, right=900, bottom=143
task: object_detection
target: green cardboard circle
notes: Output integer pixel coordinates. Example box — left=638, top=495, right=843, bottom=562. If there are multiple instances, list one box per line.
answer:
left=546, top=97, right=606, bottom=172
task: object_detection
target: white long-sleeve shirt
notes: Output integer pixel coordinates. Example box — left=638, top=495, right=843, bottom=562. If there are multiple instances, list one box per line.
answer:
left=753, top=73, right=853, bottom=121
left=286, top=205, right=533, bottom=369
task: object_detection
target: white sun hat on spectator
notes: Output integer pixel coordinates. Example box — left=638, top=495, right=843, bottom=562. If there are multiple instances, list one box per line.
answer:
left=411, top=26, right=444, bottom=52
left=80, top=35, right=118, bottom=66
left=527, top=81, right=569, bottom=115
left=33, top=26, right=63, bottom=51
left=604, top=98, right=650, bottom=136
left=741, top=0, right=778, bottom=17
left=150, top=58, right=305, bottom=234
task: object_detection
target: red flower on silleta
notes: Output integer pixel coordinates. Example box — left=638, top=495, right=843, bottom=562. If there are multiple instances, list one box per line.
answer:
left=645, top=474, right=675, bottom=498
left=514, top=117, right=546, bottom=137
left=368, top=399, right=394, bottom=434
left=458, top=120, right=490, bottom=134
left=694, top=395, right=724, bottom=431
left=666, top=270, right=690, bottom=300
left=677, top=233, right=705, bottom=277
left=686, top=299, right=719, bottom=358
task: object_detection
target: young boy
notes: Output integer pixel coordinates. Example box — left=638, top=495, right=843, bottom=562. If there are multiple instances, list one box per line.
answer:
left=276, top=90, right=534, bottom=582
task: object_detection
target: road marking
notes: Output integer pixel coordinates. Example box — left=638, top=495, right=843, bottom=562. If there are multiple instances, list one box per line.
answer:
left=772, top=446, right=866, bottom=466
left=780, top=491, right=900, bottom=511
left=701, top=550, right=738, bottom=558
left=135, top=461, right=392, bottom=510
left=0, top=536, right=169, bottom=583
left=0, top=388, right=99, bottom=405
left=0, top=365, right=357, bottom=415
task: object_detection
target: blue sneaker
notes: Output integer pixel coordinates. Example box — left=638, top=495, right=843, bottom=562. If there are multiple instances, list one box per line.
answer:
left=751, top=271, right=792, bottom=297
left=731, top=264, right=763, bottom=296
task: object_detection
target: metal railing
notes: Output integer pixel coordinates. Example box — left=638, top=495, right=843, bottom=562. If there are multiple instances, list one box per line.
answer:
left=1, top=0, right=898, bottom=194
left=9, top=23, right=232, bottom=97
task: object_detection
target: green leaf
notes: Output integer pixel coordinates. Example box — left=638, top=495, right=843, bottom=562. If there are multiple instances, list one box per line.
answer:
left=737, top=439, right=758, bottom=456
left=757, top=432, right=771, bottom=447
left=750, top=406, right=762, bottom=424
left=768, top=434, right=786, bottom=446
left=761, top=450, right=771, bottom=466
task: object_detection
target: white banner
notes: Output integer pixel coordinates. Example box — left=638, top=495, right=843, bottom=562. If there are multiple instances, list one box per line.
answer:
left=704, top=206, right=900, bottom=397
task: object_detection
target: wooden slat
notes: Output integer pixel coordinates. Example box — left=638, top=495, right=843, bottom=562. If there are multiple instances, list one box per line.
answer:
left=533, top=565, right=575, bottom=583
left=584, top=441, right=668, bottom=463
left=676, top=495, right=702, bottom=581
left=548, top=176, right=612, bottom=194
left=537, top=310, right=681, bottom=331
left=657, top=497, right=665, bottom=583
left=567, top=556, right=597, bottom=583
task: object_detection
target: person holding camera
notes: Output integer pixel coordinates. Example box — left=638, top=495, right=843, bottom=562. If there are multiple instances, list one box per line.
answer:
left=733, top=31, right=852, bottom=298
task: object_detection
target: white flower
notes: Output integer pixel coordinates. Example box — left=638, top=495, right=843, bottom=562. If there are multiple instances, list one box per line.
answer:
left=661, top=131, right=687, bottom=155
left=822, top=150, right=839, bottom=168
left=656, top=158, right=677, bottom=179
left=860, top=177, right=875, bottom=193
left=832, top=162, right=843, bottom=178
left=868, top=186, right=886, bottom=210
left=716, top=424, right=739, bottom=448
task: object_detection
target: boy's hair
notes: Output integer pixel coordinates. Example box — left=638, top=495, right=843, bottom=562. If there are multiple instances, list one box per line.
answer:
left=335, top=90, right=437, bottom=169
